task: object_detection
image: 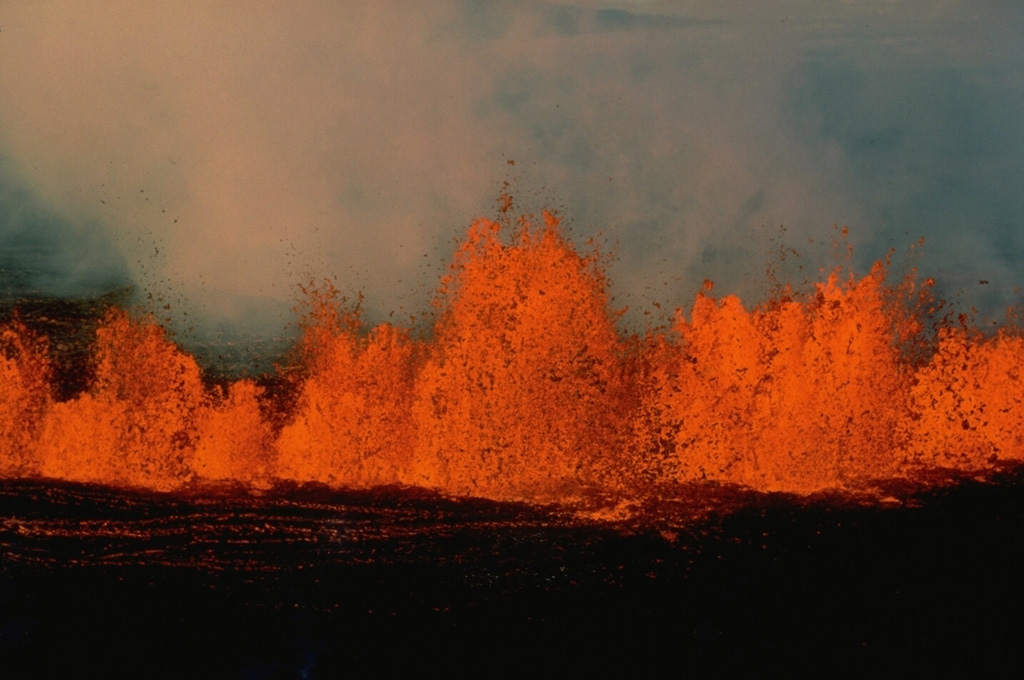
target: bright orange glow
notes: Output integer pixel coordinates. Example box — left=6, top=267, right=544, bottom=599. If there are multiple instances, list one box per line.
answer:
left=0, top=318, right=52, bottom=477
left=277, top=282, right=420, bottom=488
left=2, top=211, right=1022, bottom=500
left=35, top=308, right=207, bottom=491
left=634, top=264, right=916, bottom=491
left=908, top=327, right=1024, bottom=468
left=408, top=212, right=630, bottom=499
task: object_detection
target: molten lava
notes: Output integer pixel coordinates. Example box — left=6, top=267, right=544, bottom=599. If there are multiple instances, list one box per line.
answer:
left=2, top=211, right=1022, bottom=500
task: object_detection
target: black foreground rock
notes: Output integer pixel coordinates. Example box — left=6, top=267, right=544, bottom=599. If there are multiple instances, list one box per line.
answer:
left=2, top=468, right=1024, bottom=678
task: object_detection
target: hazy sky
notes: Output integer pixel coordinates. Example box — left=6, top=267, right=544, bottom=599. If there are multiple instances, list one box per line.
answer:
left=1, top=1, right=1022, bottom=338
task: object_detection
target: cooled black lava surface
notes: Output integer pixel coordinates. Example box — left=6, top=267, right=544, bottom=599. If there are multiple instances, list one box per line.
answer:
left=2, top=470, right=1023, bottom=678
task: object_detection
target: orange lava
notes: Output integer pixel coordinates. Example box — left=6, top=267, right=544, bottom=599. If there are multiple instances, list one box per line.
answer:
left=2, top=211, right=1022, bottom=500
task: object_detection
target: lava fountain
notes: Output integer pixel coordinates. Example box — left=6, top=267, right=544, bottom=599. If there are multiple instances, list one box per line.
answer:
left=2, top=209, right=1022, bottom=502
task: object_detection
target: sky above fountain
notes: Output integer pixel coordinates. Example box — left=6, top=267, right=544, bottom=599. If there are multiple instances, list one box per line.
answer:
left=1, top=1, right=1022, bottom=335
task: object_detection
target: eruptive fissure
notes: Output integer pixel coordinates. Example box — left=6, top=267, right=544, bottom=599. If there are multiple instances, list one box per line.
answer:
left=2, top=211, right=1022, bottom=501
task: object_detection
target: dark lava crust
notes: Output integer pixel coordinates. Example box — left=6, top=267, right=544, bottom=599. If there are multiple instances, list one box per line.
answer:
left=2, top=471, right=1024, bottom=678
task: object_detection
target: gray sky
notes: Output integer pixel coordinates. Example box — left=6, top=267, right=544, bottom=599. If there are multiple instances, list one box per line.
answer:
left=1, top=1, right=1022, bottom=339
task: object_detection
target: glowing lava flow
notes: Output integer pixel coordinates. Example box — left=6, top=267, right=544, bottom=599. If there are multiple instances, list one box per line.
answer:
left=2, top=211, right=1022, bottom=500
